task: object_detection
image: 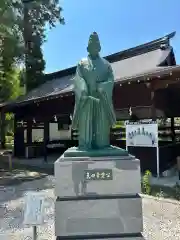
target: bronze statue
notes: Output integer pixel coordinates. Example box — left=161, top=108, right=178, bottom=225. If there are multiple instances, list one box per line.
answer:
left=65, top=32, right=128, bottom=157
left=72, top=32, right=116, bottom=150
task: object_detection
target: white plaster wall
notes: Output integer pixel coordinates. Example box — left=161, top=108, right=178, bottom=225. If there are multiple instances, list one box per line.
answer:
left=24, top=129, right=43, bottom=142
left=50, top=123, right=60, bottom=141
left=49, top=123, right=71, bottom=141
left=24, top=123, right=71, bottom=142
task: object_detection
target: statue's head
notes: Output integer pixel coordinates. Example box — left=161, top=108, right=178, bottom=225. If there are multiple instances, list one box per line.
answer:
left=87, top=32, right=101, bottom=58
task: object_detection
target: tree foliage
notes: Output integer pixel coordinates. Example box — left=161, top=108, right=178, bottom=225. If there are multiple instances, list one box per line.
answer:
left=0, top=0, right=23, bottom=102
left=23, top=0, right=65, bottom=91
left=0, top=68, right=21, bottom=101
left=0, top=0, right=64, bottom=141
left=0, top=0, right=23, bottom=61
left=0, top=0, right=64, bottom=99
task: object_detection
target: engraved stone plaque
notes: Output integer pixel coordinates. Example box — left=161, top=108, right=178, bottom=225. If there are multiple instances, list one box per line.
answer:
left=84, top=169, right=113, bottom=181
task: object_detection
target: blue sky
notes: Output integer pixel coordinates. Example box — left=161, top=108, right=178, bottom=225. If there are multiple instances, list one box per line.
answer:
left=43, top=0, right=180, bottom=74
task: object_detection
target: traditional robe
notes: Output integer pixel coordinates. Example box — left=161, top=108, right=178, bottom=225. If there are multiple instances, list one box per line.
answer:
left=72, top=55, right=116, bottom=149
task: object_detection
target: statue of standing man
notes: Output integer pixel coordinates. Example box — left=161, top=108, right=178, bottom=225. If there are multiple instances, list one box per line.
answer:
left=71, top=32, right=116, bottom=151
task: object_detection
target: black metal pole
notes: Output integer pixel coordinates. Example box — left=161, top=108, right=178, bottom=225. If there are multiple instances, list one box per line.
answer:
left=32, top=225, right=37, bottom=240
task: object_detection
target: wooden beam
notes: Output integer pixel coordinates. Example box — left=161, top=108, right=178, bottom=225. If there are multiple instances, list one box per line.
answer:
left=150, top=83, right=156, bottom=120
left=43, top=121, right=49, bottom=162
left=0, top=110, right=6, bottom=149
left=27, top=119, right=32, bottom=145
left=170, top=117, right=176, bottom=142
left=13, top=114, right=18, bottom=156
left=152, top=77, right=180, bottom=90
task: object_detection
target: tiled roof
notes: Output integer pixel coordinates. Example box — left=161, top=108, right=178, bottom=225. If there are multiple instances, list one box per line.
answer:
left=14, top=49, right=174, bottom=104
left=111, top=49, right=169, bottom=80
left=1, top=32, right=177, bottom=108
left=15, top=75, right=74, bottom=103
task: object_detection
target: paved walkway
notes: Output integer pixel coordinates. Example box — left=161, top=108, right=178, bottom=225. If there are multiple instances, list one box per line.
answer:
left=0, top=174, right=179, bottom=239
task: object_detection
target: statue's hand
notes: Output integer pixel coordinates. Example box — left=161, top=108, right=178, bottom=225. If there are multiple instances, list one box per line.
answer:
left=88, top=96, right=100, bottom=103
left=98, top=87, right=103, bottom=93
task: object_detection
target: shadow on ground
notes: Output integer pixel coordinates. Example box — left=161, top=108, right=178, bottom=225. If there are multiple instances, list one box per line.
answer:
left=0, top=159, right=54, bottom=175
left=0, top=168, right=48, bottom=186
left=0, top=162, right=55, bottom=204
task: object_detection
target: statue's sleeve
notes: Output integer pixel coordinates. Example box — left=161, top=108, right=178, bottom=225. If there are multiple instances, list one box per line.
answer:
left=72, top=62, right=88, bottom=129
left=98, top=63, right=116, bottom=126
left=74, top=62, right=88, bottom=102
left=98, top=64, right=114, bottom=99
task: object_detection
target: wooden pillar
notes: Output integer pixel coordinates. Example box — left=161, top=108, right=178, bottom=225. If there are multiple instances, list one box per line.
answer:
left=27, top=119, right=32, bottom=145
left=14, top=115, right=25, bottom=157
left=43, top=120, right=49, bottom=162
left=150, top=89, right=156, bottom=120
left=0, top=110, right=6, bottom=149
left=146, top=82, right=156, bottom=119
left=14, top=114, right=18, bottom=156
left=170, top=117, right=176, bottom=142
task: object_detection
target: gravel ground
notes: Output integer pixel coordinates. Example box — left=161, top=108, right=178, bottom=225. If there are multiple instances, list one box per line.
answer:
left=0, top=174, right=179, bottom=239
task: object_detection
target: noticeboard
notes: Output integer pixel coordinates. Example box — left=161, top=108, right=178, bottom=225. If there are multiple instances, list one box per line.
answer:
left=125, top=120, right=158, bottom=148
left=23, top=193, right=45, bottom=226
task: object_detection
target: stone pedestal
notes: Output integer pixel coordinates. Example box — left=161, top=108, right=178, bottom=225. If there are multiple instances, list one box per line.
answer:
left=54, top=154, right=144, bottom=239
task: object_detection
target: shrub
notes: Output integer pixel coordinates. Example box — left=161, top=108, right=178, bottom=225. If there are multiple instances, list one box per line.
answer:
left=155, top=189, right=165, bottom=198
left=5, top=135, right=14, bottom=144
left=173, top=182, right=180, bottom=200
left=141, top=170, right=152, bottom=195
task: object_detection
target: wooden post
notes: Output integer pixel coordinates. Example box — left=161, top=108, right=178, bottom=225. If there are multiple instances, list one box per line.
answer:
left=14, top=114, right=18, bottom=157
left=14, top=115, right=25, bottom=157
left=27, top=119, right=32, bottom=145
left=8, top=154, right=12, bottom=171
left=146, top=82, right=156, bottom=119
left=177, top=156, right=180, bottom=181
left=43, top=120, right=49, bottom=162
left=150, top=89, right=156, bottom=120
left=0, top=110, right=6, bottom=149
left=32, top=225, right=37, bottom=240
left=170, top=117, right=176, bottom=142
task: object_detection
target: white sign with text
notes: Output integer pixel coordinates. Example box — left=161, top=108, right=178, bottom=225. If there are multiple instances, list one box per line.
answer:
left=125, top=120, right=158, bottom=148
left=23, top=192, right=45, bottom=226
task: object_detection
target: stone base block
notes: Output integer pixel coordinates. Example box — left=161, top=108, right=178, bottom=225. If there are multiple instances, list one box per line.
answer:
left=55, top=155, right=141, bottom=197
left=56, top=235, right=144, bottom=239
left=55, top=196, right=143, bottom=238
left=85, top=237, right=144, bottom=240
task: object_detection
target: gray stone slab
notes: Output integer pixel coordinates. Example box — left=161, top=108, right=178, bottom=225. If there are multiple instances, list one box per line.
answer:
left=81, top=238, right=144, bottom=240
left=55, top=197, right=143, bottom=236
left=56, top=236, right=145, bottom=240
left=55, top=156, right=141, bottom=197
left=76, top=236, right=145, bottom=240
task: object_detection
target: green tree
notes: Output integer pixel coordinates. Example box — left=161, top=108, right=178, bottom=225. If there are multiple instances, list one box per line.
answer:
left=0, top=0, right=13, bottom=39
left=0, top=66, right=21, bottom=101
left=0, top=0, right=23, bottom=58
left=0, top=0, right=23, bottom=101
left=0, top=0, right=65, bottom=94
left=23, top=0, right=65, bottom=91
left=0, top=35, right=22, bottom=101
